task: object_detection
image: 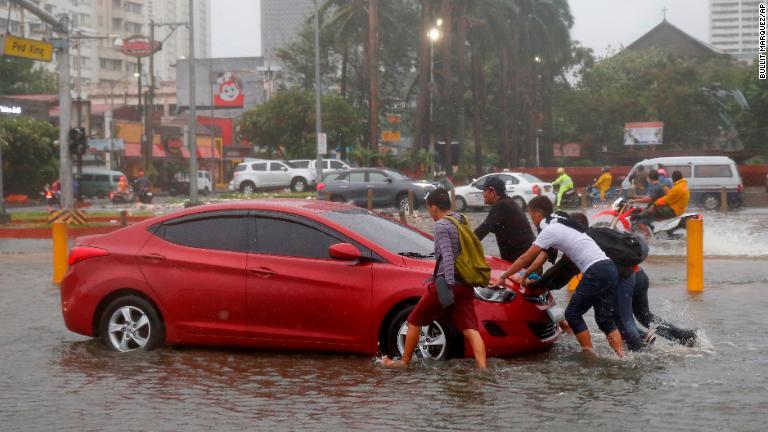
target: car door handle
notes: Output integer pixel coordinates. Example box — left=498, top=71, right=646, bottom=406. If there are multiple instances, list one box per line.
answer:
left=141, top=253, right=166, bottom=262
left=248, top=267, right=275, bottom=277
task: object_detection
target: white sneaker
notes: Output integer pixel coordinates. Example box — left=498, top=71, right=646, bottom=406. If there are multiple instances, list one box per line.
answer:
left=644, top=331, right=657, bottom=346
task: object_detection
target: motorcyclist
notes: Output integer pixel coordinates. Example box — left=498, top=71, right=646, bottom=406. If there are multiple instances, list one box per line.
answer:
left=117, top=176, right=130, bottom=194
left=635, top=171, right=689, bottom=237
left=551, top=167, right=574, bottom=209
left=593, top=166, right=613, bottom=201
left=628, top=164, right=648, bottom=196
left=629, top=169, right=668, bottom=238
left=134, top=170, right=151, bottom=195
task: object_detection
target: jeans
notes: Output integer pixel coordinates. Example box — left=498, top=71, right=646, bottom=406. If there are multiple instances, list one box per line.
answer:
left=633, top=269, right=697, bottom=346
left=614, top=272, right=642, bottom=351
left=565, top=260, right=618, bottom=335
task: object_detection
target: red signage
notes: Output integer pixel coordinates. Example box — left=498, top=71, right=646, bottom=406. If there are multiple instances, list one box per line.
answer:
left=213, top=72, right=244, bottom=108
left=119, top=35, right=162, bottom=58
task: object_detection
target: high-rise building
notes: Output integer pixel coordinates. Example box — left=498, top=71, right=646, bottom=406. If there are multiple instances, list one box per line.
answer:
left=147, top=0, right=210, bottom=82
left=709, top=0, right=763, bottom=62
left=260, top=0, right=313, bottom=62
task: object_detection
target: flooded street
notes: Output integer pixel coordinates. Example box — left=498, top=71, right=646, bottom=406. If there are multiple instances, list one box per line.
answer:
left=1, top=209, right=767, bottom=431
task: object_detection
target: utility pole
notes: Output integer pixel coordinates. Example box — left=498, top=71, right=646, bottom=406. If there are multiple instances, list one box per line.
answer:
left=314, top=0, right=323, bottom=182
left=146, top=20, right=155, bottom=174
left=188, top=0, right=198, bottom=204
left=10, top=0, right=73, bottom=209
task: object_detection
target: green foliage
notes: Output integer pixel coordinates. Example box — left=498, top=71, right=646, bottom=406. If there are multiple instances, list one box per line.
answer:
left=0, top=57, right=57, bottom=95
left=735, top=58, right=768, bottom=151
left=0, top=117, right=59, bottom=195
left=238, top=90, right=362, bottom=159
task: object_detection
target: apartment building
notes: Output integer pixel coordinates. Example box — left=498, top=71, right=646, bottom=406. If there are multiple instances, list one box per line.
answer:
left=709, top=0, right=763, bottom=61
left=146, top=0, right=210, bottom=82
left=260, top=0, right=314, bottom=62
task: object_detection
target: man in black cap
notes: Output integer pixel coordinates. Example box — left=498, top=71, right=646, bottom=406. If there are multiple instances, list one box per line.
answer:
left=473, top=176, right=536, bottom=263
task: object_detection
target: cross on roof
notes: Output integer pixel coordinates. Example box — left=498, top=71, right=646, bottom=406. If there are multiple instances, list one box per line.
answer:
left=662, top=6, right=668, bottom=21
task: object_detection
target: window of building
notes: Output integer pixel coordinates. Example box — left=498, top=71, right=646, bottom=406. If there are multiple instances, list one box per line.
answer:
left=99, top=58, right=122, bottom=71
left=125, top=21, right=142, bottom=34
left=111, top=18, right=122, bottom=32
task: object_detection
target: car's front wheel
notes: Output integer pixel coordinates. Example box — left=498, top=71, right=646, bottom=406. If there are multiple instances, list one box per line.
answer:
left=396, top=193, right=410, bottom=213
left=383, top=304, right=462, bottom=361
left=99, top=295, right=164, bottom=352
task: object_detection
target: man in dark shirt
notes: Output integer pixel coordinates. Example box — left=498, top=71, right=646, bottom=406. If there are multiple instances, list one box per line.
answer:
left=629, top=169, right=668, bottom=238
left=474, top=176, right=536, bottom=263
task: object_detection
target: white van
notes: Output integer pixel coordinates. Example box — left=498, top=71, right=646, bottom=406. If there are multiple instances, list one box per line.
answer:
left=621, top=156, right=743, bottom=210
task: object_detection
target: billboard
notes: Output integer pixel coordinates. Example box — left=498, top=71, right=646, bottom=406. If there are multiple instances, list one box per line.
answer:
left=213, top=72, right=245, bottom=108
left=624, top=121, right=663, bottom=145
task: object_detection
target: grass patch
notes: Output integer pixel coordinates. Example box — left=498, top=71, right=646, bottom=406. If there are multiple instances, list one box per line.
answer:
left=10, top=210, right=156, bottom=222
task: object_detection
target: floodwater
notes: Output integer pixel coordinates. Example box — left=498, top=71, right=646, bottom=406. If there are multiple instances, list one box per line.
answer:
left=1, top=208, right=767, bottom=431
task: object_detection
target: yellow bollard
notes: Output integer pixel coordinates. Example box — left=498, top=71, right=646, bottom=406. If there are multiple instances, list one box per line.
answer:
left=52, top=221, right=68, bottom=284
left=567, top=273, right=582, bottom=292
left=687, top=216, right=704, bottom=292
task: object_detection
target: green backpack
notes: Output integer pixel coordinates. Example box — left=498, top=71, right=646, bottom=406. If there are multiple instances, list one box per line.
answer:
left=443, top=215, right=491, bottom=287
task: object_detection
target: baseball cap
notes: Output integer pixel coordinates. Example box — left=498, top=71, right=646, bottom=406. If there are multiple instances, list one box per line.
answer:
left=482, top=177, right=507, bottom=195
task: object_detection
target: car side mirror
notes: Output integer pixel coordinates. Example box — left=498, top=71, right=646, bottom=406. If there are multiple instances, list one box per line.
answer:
left=281, top=167, right=288, bottom=171
left=385, top=178, right=393, bottom=183
left=329, top=243, right=362, bottom=261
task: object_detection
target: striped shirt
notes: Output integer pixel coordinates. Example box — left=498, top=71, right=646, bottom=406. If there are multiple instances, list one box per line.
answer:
left=434, top=212, right=462, bottom=286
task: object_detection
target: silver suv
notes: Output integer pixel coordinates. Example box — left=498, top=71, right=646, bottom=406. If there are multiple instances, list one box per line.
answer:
left=228, top=160, right=317, bottom=193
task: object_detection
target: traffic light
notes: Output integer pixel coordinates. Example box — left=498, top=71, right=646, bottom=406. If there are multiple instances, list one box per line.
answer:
left=68, top=127, right=88, bottom=156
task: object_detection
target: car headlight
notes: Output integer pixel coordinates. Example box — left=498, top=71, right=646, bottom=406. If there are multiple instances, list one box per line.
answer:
left=474, top=286, right=516, bottom=303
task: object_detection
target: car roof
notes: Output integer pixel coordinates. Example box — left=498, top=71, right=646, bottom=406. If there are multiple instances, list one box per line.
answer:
left=637, top=156, right=735, bottom=165
left=151, top=199, right=360, bottom=223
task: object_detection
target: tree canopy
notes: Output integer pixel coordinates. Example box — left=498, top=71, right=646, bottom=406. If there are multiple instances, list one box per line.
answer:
left=0, top=117, right=59, bottom=195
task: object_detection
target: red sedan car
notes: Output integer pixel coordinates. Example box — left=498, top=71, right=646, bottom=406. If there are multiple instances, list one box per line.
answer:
left=61, top=200, right=560, bottom=360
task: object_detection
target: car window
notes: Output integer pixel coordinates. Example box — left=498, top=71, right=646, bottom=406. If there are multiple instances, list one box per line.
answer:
left=282, top=161, right=298, bottom=168
left=472, top=176, right=490, bottom=189
left=94, top=174, right=109, bottom=182
left=368, top=172, right=388, bottom=183
left=235, top=164, right=247, bottom=172
left=518, top=173, right=542, bottom=183
left=384, top=170, right=409, bottom=180
left=502, top=175, right=519, bottom=185
left=80, top=174, right=94, bottom=181
left=347, top=172, right=366, bottom=182
left=252, top=162, right=267, bottom=171
left=322, top=209, right=434, bottom=257
left=162, top=216, right=249, bottom=252
left=253, top=217, right=339, bottom=259
left=694, top=165, right=732, bottom=178
left=292, top=160, right=310, bottom=169
left=269, top=162, right=285, bottom=171
left=112, top=175, right=122, bottom=182
left=323, top=172, right=345, bottom=182
left=330, top=160, right=345, bottom=169
left=322, top=160, right=331, bottom=169
left=663, top=165, right=692, bottom=177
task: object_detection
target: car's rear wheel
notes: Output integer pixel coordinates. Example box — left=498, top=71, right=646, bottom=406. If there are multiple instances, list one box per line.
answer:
left=383, top=304, right=462, bottom=361
left=512, top=196, right=527, bottom=210
left=240, top=181, right=256, bottom=194
left=701, top=193, right=720, bottom=211
left=396, top=193, right=410, bottom=212
left=291, top=177, right=307, bottom=192
left=455, top=196, right=467, bottom=212
left=99, top=295, right=164, bottom=352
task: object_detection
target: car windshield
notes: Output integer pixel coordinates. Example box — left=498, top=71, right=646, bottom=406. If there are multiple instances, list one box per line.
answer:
left=383, top=169, right=410, bottom=181
left=519, top=173, right=543, bottom=183
left=321, top=209, right=434, bottom=257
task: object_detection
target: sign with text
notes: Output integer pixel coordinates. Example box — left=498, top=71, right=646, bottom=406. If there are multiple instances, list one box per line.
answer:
left=624, top=121, right=663, bottom=145
left=0, top=34, right=53, bottom=62
left=317, top=133, right=327, bottom=154
left=381, top=130, right=401, bottom=142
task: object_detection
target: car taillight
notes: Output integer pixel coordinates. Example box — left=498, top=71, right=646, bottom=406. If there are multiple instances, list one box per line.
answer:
left=317, top=182, right=325, bottom=191
left=737, top=184, right=743, bottom=193
left=532, top=184, right=541, bottom=195
left=68, top=246, right=109, bottom=266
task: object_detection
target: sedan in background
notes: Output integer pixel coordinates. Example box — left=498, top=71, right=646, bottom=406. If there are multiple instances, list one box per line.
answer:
left=317, top=168, right=436, bottom=211
left=454, top=172, right=556, bottom=211
left=60, top=200, right=560, bottom=360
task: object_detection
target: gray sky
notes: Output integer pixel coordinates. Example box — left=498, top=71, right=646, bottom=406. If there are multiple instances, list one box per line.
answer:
left=210, top=0, right=709, bottom=59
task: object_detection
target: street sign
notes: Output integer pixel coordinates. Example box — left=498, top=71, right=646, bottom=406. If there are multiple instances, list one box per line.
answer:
left=118, top=35, right=162, bottom=57
left=317, top=133, right=327, bottom=154
left=382, top=130, right=401, bottom=142
left=0, top=34, right=54, bottom=62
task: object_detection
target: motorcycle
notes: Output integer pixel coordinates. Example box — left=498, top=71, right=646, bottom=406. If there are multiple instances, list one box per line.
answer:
left=41, top=189, right=60, bottom=207
left=593, top=196, right=702, bottom=240
left=553, top=186, right=582, bottom=208
left=109, top=188, right=135, bottom=204
left=586, top=184, right=623, bottom=205
left=136, top=187, right=154, bottom=204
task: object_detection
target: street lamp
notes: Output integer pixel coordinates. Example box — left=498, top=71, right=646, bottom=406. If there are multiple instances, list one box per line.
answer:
left=536, top=128, right=542, bottom=168
left=427, top=24, right=441, bottom=169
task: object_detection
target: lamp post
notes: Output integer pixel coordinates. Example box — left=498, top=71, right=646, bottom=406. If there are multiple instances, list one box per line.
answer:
left=313, top=0, right=323, bottom=182
left=427, top=22, right=441, bottom=172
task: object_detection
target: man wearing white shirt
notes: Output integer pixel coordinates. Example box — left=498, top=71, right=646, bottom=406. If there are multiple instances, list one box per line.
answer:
left=493, top=196, right=625, bottom=358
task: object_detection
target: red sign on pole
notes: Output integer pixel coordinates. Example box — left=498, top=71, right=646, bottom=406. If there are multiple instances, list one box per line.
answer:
left=118, top=35, right=162, bottom=58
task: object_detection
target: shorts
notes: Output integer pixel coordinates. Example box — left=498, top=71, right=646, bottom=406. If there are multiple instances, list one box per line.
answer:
left=408, top=281, right=479, bottom=331
left=637, top=204, right=676, bottom=225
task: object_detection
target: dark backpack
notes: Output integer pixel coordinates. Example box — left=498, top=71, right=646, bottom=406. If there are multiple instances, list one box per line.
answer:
left=586, top=227, right=649, bottom=267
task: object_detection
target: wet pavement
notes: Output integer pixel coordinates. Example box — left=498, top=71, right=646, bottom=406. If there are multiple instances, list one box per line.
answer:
left=1, top=208, right=767, bottom=431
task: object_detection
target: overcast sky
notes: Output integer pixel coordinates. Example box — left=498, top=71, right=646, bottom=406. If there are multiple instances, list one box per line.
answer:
left=210, top=0, right=709, bottom=59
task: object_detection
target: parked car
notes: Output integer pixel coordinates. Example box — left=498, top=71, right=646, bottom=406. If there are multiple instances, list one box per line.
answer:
left=79, top=168, right=128, bottom=198
left=61, top=200, right=560, bottom=359
left=169, top=170, right=213, bottom=196
left=228, top=159, right=317, bottom=193
left=289, top=158, right=352, bottom=171
left=317, top=168, right=435, bottom=211
left=454, top=172, right=556, bottom=211
left=620, top=156, right=743, bottom=210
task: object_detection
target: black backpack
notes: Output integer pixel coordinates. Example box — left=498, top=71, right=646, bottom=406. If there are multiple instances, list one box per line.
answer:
left=586, top=227, right=649, bottom=267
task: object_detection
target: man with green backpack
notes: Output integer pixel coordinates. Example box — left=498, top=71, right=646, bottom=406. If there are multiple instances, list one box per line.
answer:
left=383, top=188, right=489, bottom=369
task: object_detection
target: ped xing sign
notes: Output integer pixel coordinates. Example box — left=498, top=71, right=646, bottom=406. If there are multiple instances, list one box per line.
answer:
left=0, top=34, right=53, bottom=62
